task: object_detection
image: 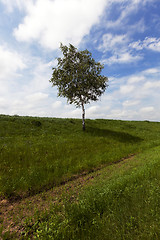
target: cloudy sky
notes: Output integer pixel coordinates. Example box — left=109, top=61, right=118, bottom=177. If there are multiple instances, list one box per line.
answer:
left=0, top=0, right=160, bottom=121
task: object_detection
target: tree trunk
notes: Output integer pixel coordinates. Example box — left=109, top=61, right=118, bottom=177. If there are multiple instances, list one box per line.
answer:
left=82, top=103, right=85, bottom=131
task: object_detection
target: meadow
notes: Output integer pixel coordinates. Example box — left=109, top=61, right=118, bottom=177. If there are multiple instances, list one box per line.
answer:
left=27, top=146, right=160, bottom=240
left=1, top=115, right=160, bottom=239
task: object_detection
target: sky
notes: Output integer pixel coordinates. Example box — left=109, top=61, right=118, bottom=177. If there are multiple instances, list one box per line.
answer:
left=0, top=0, right=160, bottom=121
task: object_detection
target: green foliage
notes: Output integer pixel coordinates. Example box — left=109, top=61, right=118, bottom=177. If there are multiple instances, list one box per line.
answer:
left=25, top=146, right=160, bottom=239
left=50, top=43, right=108, bottom=107
left=0, top=115, right=160, bottom=198
left=1, top=115, right=160, bottom=239
left=50, top=44, right=108, bottom=130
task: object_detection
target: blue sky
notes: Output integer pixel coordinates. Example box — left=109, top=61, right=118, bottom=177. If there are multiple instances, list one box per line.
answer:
left=0, top=0, right=160, bottom=121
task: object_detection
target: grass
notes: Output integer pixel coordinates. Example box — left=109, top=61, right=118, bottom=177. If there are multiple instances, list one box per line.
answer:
left=1, top=115, right=160, bottom=239
left=23, top=146, right=160, bottom=240
left=1, top=115, right=160, bottom=198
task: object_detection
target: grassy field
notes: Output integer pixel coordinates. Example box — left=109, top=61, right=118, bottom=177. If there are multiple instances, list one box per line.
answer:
left=1, top=115, right=160, bottom=239
left=25, top=146, right=160, bottom=240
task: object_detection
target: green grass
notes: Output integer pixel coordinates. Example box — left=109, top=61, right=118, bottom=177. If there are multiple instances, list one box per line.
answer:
left=1, top=115, right=160, bottom=198
left=24, top=146, right=160, bottom=240
left=1, top=115, right=160, bottom=239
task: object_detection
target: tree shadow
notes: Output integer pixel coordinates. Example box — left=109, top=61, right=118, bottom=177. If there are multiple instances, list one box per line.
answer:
left=86, top=127, right=143, bottom=143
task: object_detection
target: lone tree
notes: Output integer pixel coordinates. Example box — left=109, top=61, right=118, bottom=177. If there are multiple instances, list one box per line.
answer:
left=50, top=43, right=108, bottom=131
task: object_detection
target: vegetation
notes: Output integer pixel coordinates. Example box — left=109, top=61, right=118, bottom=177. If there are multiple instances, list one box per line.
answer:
left=1, top=115, right=160, bottom=198
left=1, top=115, right=160, bottom=239
left=24, top=146, right=160, bottom=240
left=50, top=43, right=108, bottom=130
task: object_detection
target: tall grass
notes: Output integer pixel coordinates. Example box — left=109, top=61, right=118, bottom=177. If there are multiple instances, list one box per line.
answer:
left=28, top=146, right=160, bottom=239
left=1, top=115, right=160, bottom=197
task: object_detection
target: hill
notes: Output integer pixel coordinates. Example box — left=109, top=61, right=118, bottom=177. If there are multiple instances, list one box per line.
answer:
left=0, top=115, right=160, bottom=239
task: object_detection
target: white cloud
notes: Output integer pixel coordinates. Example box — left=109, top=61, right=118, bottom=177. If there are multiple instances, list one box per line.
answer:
left=0, top=97, right=6, bottom=108
left=1, top=64, right=160, bottom=121
left=105, top=36, right=160, bottom=66
left=143, top=68, right=160, bottom=75
left=145, top=38, right=160, bottom=52
left=99, top=33, right=142, bottom=65
left=130, top=37, right=160, bottom=52
left=25, top=92, right=48, bottom=102
left=100, top=66, right=160, bottom=121
left=1, top=0, right=160, bottom=121
left=129, top=40, right=143, bottom=50
left=120, top=84, right=135, bottom=94
left=123, top=100, right=140, bottom=107
left=86, top=106, right=99, bottom=118
left=0, top=0, right=34, bottom=12
left=107, top=52, right=142, bottom=65
left=105, top=0, right=155, bottom=31
left=0, top=44, right=26, bottom=110
left=102, top=50, right=142, bottom=65
left=143, top=81, right=160, bottom=90
left=117, top=69, right=160, bottom=101
left=13, top=0, right=107, bottom=50
left=0, top=45, right=26, bottom=80
left=0, top=49, right=54, bottom=117
left=52, top=101, right=62, bottom=109
left=64, top=107, right=82, bottom=118
left=107, top=109, right=130, bottom=119
left=18, top=57, right=56, bottom=104
left=140, top=106, right=154, bottom=113
left=128, top=76, right=145, bottom=84
left=98, top=33, right=129, bottom=52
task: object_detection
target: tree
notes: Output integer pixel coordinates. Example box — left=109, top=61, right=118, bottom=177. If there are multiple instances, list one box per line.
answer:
left=50, top=43, right=108, bottom=131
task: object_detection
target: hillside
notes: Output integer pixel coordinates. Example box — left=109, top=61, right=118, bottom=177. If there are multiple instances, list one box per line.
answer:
left=0, top=115, right=160, bottom=239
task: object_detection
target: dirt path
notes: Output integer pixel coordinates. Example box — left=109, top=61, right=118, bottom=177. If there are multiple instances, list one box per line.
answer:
left=0, top=172, right=99, bottom=237
left=0, top=154, right=135, bottom=238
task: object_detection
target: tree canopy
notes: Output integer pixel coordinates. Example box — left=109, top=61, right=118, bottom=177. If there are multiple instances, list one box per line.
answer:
left=50, top=43, right=108, bottom=130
